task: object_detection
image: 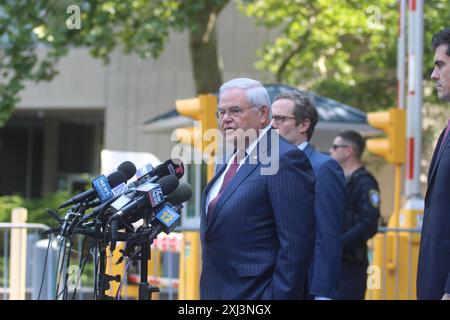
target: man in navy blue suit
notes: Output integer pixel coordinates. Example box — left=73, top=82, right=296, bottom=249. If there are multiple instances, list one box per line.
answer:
left=417, top=27, right=450, bottom=300
left=200, top=78, right=315, bottom=300
left=271, top=92, right=346, bottom=300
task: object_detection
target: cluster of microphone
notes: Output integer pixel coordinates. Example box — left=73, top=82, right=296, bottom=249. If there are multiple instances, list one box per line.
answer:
left=46, top=158, right=192, bottom=251
left=41, top=158, right=192, bottom=300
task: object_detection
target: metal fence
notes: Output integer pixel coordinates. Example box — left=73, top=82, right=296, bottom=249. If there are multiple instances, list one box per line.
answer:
left=0, top=222, right=50, bottom=299
left=0, top=222, right=98, bottom=300
left=0, top=220, right=190, bottom=300
left=1, top=221, right=422, bottom=300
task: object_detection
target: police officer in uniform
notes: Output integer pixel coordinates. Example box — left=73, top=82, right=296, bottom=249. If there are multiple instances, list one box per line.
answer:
left=330, top=130, right=381, bottom=300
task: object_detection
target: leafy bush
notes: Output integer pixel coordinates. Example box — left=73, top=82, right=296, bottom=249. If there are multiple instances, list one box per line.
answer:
left=0, top=195, right=25, bottom=222
left=0, top=191, right=75, bottom=226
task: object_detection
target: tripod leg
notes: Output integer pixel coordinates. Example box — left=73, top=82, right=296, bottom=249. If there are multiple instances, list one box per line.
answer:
left=138, top=240, right=159, bottom=300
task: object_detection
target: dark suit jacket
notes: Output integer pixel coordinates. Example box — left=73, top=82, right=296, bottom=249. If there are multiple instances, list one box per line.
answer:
left=417, top=128, right=450, bottom=299
left=303, top=144, right=345, bottom=299
left=200, top=129, right=316, bottom=300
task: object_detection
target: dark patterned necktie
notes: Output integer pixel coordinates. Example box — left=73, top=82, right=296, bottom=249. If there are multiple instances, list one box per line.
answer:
left=206, top=154, right=240, bottom=223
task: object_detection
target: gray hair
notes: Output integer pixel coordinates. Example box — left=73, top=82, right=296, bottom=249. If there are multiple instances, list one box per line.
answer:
left=219, top=78, right=272, bottom=118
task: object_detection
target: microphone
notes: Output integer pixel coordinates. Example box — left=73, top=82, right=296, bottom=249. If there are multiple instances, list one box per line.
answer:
left=96, top=159, right=183, bottom=210
left=59, top=170, right=128, bottom=209
left=135, top=163, right=155, bottom=180
left=165, top=182, right=193, bottom=205
left=109, top=175, right=179, bottom=250
left=84, top=179, right=132, bottom=211
left=117, top=161, right=137, bottom=180
left=114, top=175, right=179, bottom=218
left=127, top=159, right=184, bottom=188
left=80, top=178, right=191, bottom=226
left=86, top=162, right=157, bottom=210
left=58, top=161, right=136, bottom=209
left=160, top=158, right=184, bottom=179
left=147, top=203, right=182, bottom=242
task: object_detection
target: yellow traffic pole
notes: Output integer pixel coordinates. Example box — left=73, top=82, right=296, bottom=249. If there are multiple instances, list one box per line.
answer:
left=178, top=231, right=201, bottom=299
left=368, top=164, right=402, bottom=300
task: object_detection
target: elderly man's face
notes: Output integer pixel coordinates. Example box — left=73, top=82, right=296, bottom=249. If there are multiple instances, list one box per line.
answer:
left=218, top=88, right=269, bottom=147
left=431, top=44, right=450, bottom=102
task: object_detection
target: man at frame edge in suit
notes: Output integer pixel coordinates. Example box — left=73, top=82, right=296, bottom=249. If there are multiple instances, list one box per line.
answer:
left=417, top=27, right=450, bottom=300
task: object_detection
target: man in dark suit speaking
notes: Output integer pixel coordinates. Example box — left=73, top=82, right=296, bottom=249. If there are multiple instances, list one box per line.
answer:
left=200, top=78, right=316, bottom=300
left=417, top=27, right=450, bottom=300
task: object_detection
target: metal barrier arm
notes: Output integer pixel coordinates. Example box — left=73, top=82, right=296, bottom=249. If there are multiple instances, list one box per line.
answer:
left=0, top=223, right=50, bottom=231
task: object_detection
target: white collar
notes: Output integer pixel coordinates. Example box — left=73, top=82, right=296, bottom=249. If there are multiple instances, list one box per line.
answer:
left=232, top=124, right=272, bottom=165
left=297, top=141, right=309, bottom=151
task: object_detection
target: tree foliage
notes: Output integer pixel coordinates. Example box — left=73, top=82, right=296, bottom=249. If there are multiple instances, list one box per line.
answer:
left=0, top=0, right=229, bottom=126
left=239, top=0, right=450, bottom=111
left=1, top=0, right=449, bottom=126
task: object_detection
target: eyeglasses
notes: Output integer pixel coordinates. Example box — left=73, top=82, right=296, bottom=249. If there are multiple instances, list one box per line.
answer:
left=271, top=115, right=297, bottom=125
left=215, top=105, right=257, bottom=120
left=331, top=144, right=349, bottom=150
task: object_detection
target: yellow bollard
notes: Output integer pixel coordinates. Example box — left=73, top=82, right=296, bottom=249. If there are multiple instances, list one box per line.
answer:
left=106, top=242, right=162, bottom=300
left=367, top=233, right=385, bottom=300
left=397, top=206, right=422, bottom=300
left=9, top=208, right=28, bottom=300
left=367, top=208, right=422, bottom=300
left=105, top=242, right=125, bottom=298
left=146, top=245, right=161, bottom=300
left=178, top=231, right=201, bottom=299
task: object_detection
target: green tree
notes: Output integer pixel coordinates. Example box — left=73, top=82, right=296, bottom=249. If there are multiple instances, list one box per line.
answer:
left=0, top=0, right=229, bottom=126
left=239, top=0, right=450, bottom=111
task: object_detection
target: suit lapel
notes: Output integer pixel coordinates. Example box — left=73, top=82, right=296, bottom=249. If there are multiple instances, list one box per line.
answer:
left=428, top=129, right=447, bottom=188
left=205, top=129, right=273, bottom=229
left=207, top=159, right=259, bottom=227
left=202, top=163, right=227, bottom=220
left=302, top=143, right=314, bottom=159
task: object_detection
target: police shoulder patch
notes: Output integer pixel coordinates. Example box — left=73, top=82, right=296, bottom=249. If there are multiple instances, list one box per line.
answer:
left=369, top=189, right=381, bottom=208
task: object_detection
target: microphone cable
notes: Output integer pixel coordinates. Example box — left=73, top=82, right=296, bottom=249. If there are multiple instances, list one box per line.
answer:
left=115, top=257, right=133, bottom=300
left=71, top=236, right=94, bottom=300
left=38, top=207, right=61, bottom=300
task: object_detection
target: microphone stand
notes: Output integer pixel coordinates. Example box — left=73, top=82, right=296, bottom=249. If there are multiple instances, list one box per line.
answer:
left=123, top=217, right=160, bottom=300
left=97, top=214, right=121, bottom=300
left=137, top=219, right=160, bottom=300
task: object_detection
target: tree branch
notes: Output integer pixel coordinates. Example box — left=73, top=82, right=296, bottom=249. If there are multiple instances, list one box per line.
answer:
left=276, top=28, right=311, bottom=82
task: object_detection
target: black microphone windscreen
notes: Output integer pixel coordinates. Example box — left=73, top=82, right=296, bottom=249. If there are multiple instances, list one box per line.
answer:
left=172, top=158, right=185, bottom=179
left=153, top=158, right=184, bottom=179
left=153, top=159, right=174, bottom=177
left=166, top=182, right=192, bottom=204
left=156, top=175, right=179, bottom=195
left=107, top=171, right=128, bottom=188
left=117, top=161, right=137, bottom=179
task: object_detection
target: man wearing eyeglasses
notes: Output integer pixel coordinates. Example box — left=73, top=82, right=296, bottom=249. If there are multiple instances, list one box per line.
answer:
left=329, top=130, right=380, bottom=300
left=271, top=91, right=346, bottom=300
left=200, top=78, right=315, bottom=300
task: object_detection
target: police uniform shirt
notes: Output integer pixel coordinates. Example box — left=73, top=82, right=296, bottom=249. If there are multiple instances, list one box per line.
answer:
left=342, top=166, right=381, bottom=253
